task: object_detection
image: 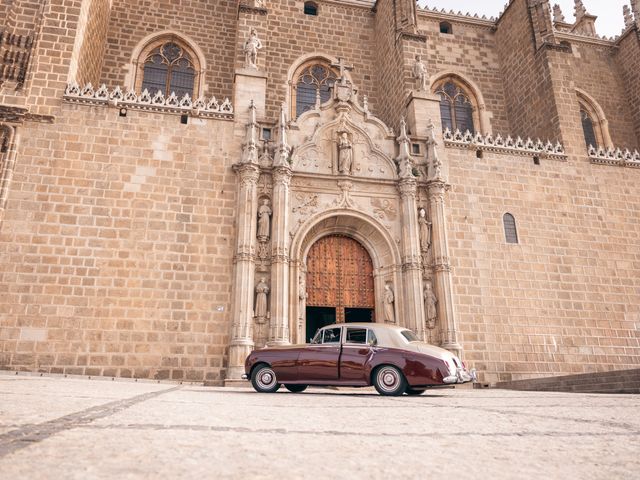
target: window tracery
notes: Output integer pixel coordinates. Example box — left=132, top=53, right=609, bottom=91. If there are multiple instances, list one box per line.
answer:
left=136, top=38, right=199, bottom=98
left=503, top=213, right=518, bottom=244
left=292, top=61, right=338, bottom=118
left=435, top=80, right=475, bottom=134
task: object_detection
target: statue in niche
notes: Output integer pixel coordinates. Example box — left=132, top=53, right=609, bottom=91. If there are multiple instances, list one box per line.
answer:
left=298, top=273, right=308, bottom=323
left=418, top=208, right=432, bottom=257
left=257, top=199, right=272, bottom=241
left=337, top=132, right=353, bottom=175
left=244, top=28, right=263, bottom=69
left=254, top=278, right=269, bottom=323
left=383, top=284, right=396, bottom=324
left=412, top=55, right=429, bottom=92
left=424, top=280, right=437, bottom=330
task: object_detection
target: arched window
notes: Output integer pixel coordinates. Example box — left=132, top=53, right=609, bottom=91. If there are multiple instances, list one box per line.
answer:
left=136, top=38, right=200, bottom=98
left=292, top=61, right=338, bottom=118
left=580, top=109, right=598, bottom=149
left=503, top=213, right=518, bottom=244
left=440, top=22, right=453, bottom=34
left=435, top=80, right=475, bottom=134
left=304, top=1, right=318, bottom=15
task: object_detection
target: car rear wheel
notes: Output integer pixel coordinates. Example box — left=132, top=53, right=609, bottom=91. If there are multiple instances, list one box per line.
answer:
left=284, top=384, right=307, bottom=393
left=373, top=365, right=406, bottom=396
left=251, top=364, right=280, bottom=393
left=405, top=387, right=427, bottom=396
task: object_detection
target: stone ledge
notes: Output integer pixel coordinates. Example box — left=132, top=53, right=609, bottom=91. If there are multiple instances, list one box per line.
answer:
left=496, top=369, right=640, bottom=394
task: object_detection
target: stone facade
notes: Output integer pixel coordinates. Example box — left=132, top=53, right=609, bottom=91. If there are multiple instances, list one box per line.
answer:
left=1, top=0, right=639, bottom=385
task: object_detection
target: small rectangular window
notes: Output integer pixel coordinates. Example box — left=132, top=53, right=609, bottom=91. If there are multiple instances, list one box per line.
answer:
left=262, top=128, right=272, bottom=141
left=345, top=328, right=368, bottom=344
left=412, top=144, right=421, bottom=155
left=322, top=327, right=341, bottom=344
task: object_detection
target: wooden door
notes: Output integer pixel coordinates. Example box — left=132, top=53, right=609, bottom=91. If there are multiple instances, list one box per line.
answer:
left=306, top=235, right=375, bottom=323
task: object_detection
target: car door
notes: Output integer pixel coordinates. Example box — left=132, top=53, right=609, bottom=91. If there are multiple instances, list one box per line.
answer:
left=296, top=326, right=342, bottom=382
left=339, top=327, right=376, bottom=384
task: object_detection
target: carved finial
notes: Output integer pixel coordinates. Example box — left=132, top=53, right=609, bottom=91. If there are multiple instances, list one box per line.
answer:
left=553, top=4, right=566, bottom=23
left=241, top=100, right=259, bottom=165
left=396, top=117, right=414, bottom=178
left=624, top=5, right=635, bottom=28
left=631, top=0, right=640, bottom=19
left=273, top=103, right=290, bottom=167
left=574, top=0, right=587, bottom=20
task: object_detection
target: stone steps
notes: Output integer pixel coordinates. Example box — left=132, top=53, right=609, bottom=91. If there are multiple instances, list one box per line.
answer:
left=495, top=369, right=640, bottom=394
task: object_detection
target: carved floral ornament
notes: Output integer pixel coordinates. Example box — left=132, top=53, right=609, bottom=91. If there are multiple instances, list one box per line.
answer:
left=63, top=82, right=233, bottom=118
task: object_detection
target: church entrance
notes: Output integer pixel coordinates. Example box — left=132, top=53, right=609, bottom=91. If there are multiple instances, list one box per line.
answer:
left=305, top=235, right=375, bottom=342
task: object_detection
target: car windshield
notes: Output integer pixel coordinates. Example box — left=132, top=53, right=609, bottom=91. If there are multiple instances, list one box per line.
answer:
left=400, top=329, right=419, bottom=342
left=310, top=330, right=322, bottom=344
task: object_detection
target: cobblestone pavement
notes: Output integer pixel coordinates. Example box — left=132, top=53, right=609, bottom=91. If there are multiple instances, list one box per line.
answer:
left=0, top=372, right=639, bottom=479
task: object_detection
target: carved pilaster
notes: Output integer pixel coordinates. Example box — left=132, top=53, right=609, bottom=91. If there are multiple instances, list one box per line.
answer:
left=0, top=125, right=18, bottom=223
left=269, top=165, right=292, bottom=345
left=227, top=162, right=261, bottom=381
left=397, top=177, right=425, bottom=339
left=427, top=179, right=462, bottom=356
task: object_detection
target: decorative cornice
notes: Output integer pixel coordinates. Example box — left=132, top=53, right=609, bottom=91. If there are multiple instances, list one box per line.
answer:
left=239, top=4, right=268, bottom=15
left=63, top=82, right=234, bottom=120
left=588, top=145, right=640, bottom=168
left=443, top=128, right=567, bottom=161
left=418, top=5, right=497, bottom=28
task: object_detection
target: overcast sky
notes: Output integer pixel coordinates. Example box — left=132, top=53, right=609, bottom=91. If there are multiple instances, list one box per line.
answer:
left=420, top=0, right=629, bottom=38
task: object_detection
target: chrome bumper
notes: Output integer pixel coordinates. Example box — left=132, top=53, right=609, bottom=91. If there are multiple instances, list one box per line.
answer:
left=443, top=368, right=476, bottom=384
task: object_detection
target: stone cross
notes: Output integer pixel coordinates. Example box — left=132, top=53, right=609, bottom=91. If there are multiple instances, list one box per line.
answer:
left=331, top=58, right=354, bottom=86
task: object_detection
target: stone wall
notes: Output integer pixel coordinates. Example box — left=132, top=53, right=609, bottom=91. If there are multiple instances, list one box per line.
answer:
left=447, top=148, right=640, bottom=383
left=494, top=0, right=560, bottom=142
left=418, top=15, right=511, bottom=135
left=73, top=0, right=111, bottom=87
left=100, top=0, right=238, bottom=101
left=0, top=105, right=238, bottom=384
left=616, top=28, right=640, bottom=144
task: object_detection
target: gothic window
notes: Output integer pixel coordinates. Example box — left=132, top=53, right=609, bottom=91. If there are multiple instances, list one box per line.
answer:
left=292, top=61, right=338, bottom=118
left=580, top=109, right=598, bottom=149
left=503, top=213, right=518, bottom=244
left=435, top=81, right=475, bottom=134
left=304, top=1, right=318, bottom=15
left=137, top=39, right=199, bottom=98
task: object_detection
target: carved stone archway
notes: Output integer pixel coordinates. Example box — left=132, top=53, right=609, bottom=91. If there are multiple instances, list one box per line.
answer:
left=288, top=210, right=403, bottom=344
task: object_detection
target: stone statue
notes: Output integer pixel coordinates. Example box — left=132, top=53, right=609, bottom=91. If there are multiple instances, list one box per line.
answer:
left=426, top=120, right=442, bottom=180
left=412, top=55, right=429, bottom=92
left=383, top=284, right=396, bottom=324
left=244, top=28, right=263, bottom=69
left=424, top=280, right=437, bottom=330
left=257, top=199, right=272, bottom=240
left=298, top=273, right=308, bottom=320
left=338, top=132, right=353, bottom=175
left=418, top=208, right=432, bottom=253
left=254, top=277, right=269, bottom=322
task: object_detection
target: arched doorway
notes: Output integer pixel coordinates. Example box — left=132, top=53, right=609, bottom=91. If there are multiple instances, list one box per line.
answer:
left=305, top=235, right=375, bottom=341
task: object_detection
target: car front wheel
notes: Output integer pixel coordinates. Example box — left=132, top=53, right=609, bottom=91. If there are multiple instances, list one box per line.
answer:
left=284, top=384, right=307, bottom=393
left=251, top=364, right=280, bottom=393
left=405, top=387, right=427, bottom=396
left=373, top=365, right=407, bottom=396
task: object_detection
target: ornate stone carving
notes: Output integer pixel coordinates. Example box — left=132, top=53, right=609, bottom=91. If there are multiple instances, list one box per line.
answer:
left=330, top=58, right=354, bottom=103
left=371, top=198, right=397, bottom=222
left=424, top=280, right=437, bottom=330
left=254, top=278, right=269, bottom=324
left=412, top=55, right=429, bottom=92
left=274, top=104, right=291, bottom=167
left=298, top=272, right=307, bottom=333
left=418, top=207, right=432, bottom=268
left=337, top=132, right=353, bottom=175
left=396, top=117, right=414, bottom=179
left=244, top=28, right=263, bottom=69
left=426, top=120, right=443, bottom=181
left=241, top=100, right=259, bottom=165
left=334, top=180, right=356, bottom=208
left=257, top=198, right=272, bottom=241
left=292, top=193, right=319, bottom=216
left=383, top=284, right=396, bottom=324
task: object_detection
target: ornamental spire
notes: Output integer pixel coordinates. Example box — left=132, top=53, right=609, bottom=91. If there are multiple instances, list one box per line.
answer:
left=396, top=117, right=414, bottom=179
left=553, top=4, right=566, bottom=23
left=273, top=103, right=291, bottom=167
left=624, top=5, right=635, bottom=29
left=241, top=100, right=259, bottom=164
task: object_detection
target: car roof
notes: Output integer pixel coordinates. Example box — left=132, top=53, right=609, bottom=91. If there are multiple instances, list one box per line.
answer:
left=322, top=323, right=408, bottom=331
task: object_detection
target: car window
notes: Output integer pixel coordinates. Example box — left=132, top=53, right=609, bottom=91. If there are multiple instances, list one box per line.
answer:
left=400, top=329, right=419, bottom=342
left=345, top=328, right=367, bottom=344
left=368, top=330, right=378, bottom=346
left=310, top=330, right=322, bottom=344
left=322, top=327, right=341, bottom=344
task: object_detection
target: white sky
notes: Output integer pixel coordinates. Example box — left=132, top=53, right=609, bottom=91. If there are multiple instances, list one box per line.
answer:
left=420, top=0, right=629, bottom=38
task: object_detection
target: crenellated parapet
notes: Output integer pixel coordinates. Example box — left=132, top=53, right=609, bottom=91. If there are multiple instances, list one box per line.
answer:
left=443, top=128, right=567, bottom=161
left=588, top=145, right=640, bottom=168
left=63, top=82, right=234, bottom=119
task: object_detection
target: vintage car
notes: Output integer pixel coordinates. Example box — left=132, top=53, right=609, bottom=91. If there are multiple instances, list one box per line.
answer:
left=243, top=323, right=475, bottom=396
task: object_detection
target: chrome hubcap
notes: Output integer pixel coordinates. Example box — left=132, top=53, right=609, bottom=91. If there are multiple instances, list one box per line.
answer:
left=256, top=368, right=276, bottom=390
left=377, top=367, right=399, bottom=392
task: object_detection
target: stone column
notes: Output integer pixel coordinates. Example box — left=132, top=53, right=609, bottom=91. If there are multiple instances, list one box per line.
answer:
left=0, top=125, right=18, bottom=221
left=269, top=165, right=292, bottom=345
left=398, top=178, right=426, bottom=339
left=427, top=179, right=462, bottom=356
left=226, top=163, right=260, bottom=381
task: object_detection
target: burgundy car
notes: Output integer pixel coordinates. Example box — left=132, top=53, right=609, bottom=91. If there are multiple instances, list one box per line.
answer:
left=243, top=323, right=474, bottom=396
